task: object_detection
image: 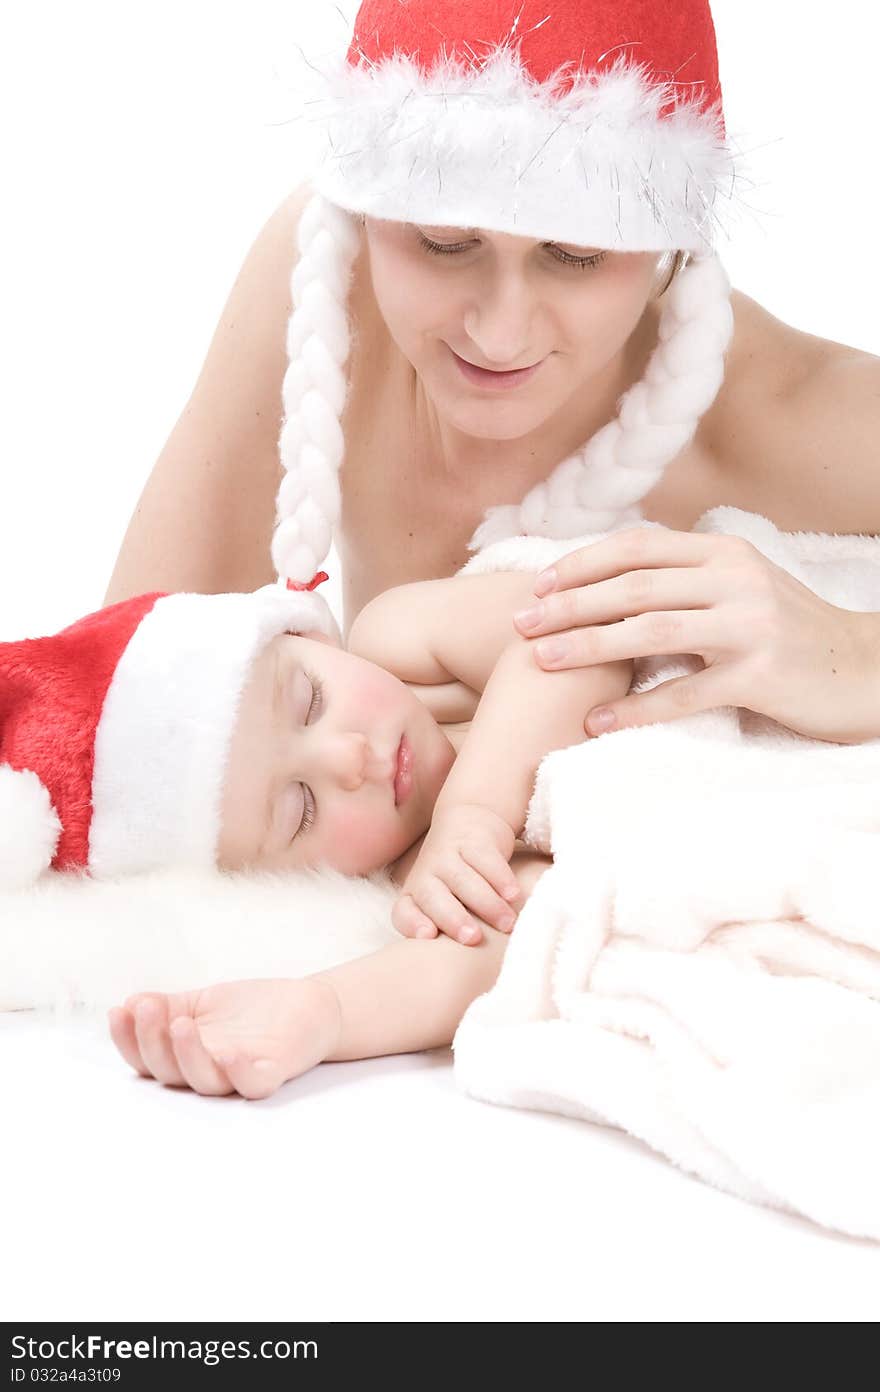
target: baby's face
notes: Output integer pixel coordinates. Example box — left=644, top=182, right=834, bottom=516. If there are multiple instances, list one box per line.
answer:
left=217, top=631, right=457, bottom=875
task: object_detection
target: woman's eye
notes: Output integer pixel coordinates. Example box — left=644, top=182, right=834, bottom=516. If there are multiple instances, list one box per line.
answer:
left=416, top=230, right=606, bottom=270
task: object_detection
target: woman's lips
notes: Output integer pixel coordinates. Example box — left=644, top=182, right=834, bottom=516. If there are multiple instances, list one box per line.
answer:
left=393, top=734, right=414, bottom=806
left=450, top=346, right=544, bottom=391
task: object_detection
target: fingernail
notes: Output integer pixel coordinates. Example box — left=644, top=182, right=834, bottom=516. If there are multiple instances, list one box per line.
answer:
left=503, top=883, right=519, bottom=900
left=588, top=708, right=616, bottom=733
left=460, top=924, right=478, bottom=942
left=415, top=923, right=436, bottom=939
left=499, top=913, right=516, bottom=932
left=536, top=637, right=567, bottom=664
left=514, top=603, right=544, bottom=630
left=534, top=568, right=557, bottom=598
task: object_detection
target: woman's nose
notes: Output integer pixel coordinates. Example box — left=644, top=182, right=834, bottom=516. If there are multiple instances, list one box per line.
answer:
left=464, top=273, right=535, bottom=366
left=321, top=732, right=395, bottom=792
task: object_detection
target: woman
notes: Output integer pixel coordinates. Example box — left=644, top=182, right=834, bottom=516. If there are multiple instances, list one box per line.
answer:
left=106, top=0, right=880, bottom=1098
left=105, top=0, right=880, bottom=749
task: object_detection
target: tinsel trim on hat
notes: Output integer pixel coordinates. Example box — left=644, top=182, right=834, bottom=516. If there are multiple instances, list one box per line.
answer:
left=302, top=46, right=739, bottom=254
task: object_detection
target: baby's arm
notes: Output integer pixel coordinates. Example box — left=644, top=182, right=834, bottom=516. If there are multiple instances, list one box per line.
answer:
left=350, top=569, right=632, bottom=942
left=109, top=936, right=502, bottom=1099
left=109, top=849, right=550, bottom=1098
left=435, top=637, right=631, bottom=839
left=395, top=638, right=632, bottom=943
left=316, top=921, right=507, bottom=1059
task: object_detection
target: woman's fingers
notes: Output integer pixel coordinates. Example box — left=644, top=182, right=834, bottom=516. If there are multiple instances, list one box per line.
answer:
left=531, top=528, right=715, bottom=598
left=533, top=608, right=720, bottom=669
left=514, top=566, right=716, bottom=640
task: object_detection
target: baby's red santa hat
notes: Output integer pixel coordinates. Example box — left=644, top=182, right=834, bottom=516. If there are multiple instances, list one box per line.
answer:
left=0, top=577, right=338, bottom=890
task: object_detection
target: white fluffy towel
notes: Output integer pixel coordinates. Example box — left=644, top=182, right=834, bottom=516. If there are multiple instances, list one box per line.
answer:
left=453, top=506, right=880, bottom=1241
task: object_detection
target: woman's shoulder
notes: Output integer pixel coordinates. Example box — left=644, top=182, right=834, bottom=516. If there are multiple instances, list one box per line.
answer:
left=724, top=284, right=879, bottom=400
left=707, top=287, right=880, bottom=532
left=728, top=288, right=829, bottom=387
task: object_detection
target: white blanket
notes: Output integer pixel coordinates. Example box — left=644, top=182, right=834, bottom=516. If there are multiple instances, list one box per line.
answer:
left=453, top=506, right=880, bottom=1240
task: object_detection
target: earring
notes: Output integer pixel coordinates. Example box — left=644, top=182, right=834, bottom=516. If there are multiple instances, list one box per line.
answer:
left=655, top=251, right=683, bottom=298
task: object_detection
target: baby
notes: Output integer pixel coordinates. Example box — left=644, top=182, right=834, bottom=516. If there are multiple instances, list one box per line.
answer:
left=0, top=565, right=631, bottom=1097
left=111, top=567, right=632, bottom=1098
left=217, top=565, right=631, bottom=943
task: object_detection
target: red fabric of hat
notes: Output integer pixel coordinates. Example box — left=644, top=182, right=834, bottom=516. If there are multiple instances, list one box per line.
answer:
left=0, top=593, right=164, bottom=873
left=348, top=0, right=722, bottom=124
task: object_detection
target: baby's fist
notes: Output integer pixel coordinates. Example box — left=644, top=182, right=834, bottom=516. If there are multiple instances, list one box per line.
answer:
left=393, top=803, right=519, bottom=945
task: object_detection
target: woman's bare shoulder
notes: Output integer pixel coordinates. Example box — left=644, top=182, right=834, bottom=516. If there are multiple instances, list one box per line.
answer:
left=708, top=288, right=880, bottom=532
left=724, top=286, right=877, bottom=398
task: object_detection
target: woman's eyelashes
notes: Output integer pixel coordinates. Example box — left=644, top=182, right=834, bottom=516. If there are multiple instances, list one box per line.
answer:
left=416, top=230, right=607, bottom=270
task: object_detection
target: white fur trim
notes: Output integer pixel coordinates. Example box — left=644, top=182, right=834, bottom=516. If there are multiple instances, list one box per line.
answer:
left=0, top=862, right=398, bottom=1015
left=457, top=520, right=667, bottom=579
left=89, top=585, right=340, bottom=879
left=0, top=765, right=61, bottom=890
left=308, top=48, right=737, bottom=253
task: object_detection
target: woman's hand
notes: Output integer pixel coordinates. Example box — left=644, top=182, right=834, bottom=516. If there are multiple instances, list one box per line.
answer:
left=393, top=803, right=520, bottom=946
left=513, top=527, right=880, bottom=745
left=107, top=977, right=342, bottom=1100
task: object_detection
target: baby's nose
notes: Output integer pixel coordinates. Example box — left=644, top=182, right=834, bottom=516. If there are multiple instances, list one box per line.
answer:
left=333, top=733, right=395, bottom=792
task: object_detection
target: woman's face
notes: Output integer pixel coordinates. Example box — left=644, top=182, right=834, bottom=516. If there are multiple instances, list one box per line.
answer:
left=363, top=219, right=660, bottom=440
left=217, top=633, right=457, bottom=875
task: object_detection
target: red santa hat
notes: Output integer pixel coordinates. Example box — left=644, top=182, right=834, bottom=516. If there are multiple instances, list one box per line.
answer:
left=0, top=577, right=338, bottom=890
left=270, top=0, right=743, bottom=593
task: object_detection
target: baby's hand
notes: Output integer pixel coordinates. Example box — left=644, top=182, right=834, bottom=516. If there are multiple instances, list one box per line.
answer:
left=107, top=976, right=341, bottom=1100
left=393, top=803, right=520, bottom=946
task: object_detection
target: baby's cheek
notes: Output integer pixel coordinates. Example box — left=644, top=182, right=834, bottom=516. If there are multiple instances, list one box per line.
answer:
left=329, top=810, right=408, bottom=876
left=355, top=666, right=400, bottom=716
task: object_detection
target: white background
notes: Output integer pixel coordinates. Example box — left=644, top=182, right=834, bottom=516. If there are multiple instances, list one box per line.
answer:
left=2, top=2, right=880, bottom=1324
left=2, top=0, right=879, bottom=639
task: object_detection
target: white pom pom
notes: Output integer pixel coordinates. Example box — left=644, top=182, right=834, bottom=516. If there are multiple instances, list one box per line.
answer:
left=0, top=765, right=61, bottom=890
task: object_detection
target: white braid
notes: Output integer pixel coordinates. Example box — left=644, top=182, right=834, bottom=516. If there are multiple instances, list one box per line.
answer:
left=467, top=252, right=735, bottom=550
left=272, top=194, right=360, bottom=585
